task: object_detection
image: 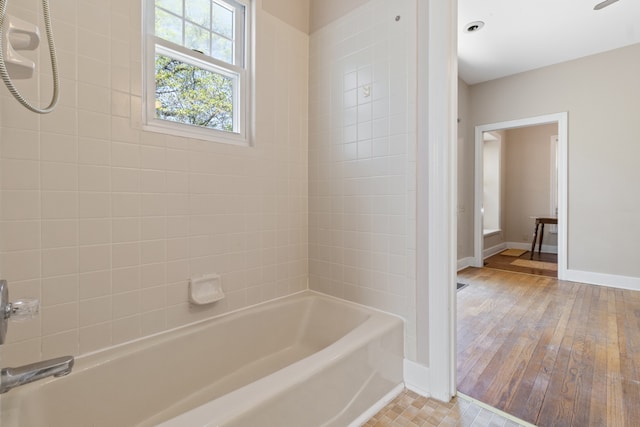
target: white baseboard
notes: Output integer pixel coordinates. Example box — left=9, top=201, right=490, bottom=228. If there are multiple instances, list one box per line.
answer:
left=403, top=359, right=431, bottom=398
left=483, top=242, right=506, bottom=259
left=457, top=257, right=474, bottom=271
left=565, top=269, right=640, bottom=292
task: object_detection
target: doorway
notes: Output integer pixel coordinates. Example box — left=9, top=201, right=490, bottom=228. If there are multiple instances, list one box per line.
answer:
left=472, top=113, right=568, bottom=280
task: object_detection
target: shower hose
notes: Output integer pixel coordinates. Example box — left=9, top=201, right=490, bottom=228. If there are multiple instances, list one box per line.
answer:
left=0, top=0, right=59, bottom=114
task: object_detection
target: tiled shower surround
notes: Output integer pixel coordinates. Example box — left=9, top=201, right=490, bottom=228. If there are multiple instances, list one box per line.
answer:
left=308, top=0, right=418, bottom=358
left=0, top=0, right=420, bottom=368
left=0, top=0, right=309, bottom=364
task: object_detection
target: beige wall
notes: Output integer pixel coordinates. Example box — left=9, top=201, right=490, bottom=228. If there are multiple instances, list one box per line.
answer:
left=457, top=79, right=474, bottom=259
left=0, top=0, right=309, bottom=365
left=504, top=124, right=558, bottom=247
left=310, top=0, right=370, bottom=33
left=464, top=43, right=640, bottom=277
left=262, top=0, right=310, bottom=34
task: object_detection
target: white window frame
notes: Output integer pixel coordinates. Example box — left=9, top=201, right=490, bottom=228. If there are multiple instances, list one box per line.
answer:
left=142, top=0, right=253, bottom=146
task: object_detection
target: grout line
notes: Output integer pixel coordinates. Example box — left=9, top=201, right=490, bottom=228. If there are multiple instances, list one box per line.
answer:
left=456, top=392, right=537, bottom=427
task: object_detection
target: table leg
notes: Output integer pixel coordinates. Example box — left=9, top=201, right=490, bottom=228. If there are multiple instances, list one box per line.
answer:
left=538, top=223, right=545, bottom=254
left=530, top=222, right=540, bottom=259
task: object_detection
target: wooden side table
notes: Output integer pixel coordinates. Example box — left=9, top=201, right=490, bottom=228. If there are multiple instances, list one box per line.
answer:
left=530, top=216, right=558, bottom=259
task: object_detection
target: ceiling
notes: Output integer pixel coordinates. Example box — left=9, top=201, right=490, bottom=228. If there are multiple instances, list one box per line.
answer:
left=458, top=0, right=640, bottom=85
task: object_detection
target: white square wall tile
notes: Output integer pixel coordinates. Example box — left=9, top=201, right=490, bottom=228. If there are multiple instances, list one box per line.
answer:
left=42, top=247, right=78, bottom=277
left=112, top=291, right=140, bottom=319
left=79, top=297, right=112, bottom=327
left=79, top=270, right=112, bottom=300
left=41, top=134, right=78, bottom=163
left=78, top=82, right=111, bottom=114
left=141, top=240, right=166, bottom=264
left=112, top=267, right=140, bottom=294
left=41, top=274, right=78, bottom=307
left=41, top=162, right=78, bottom=191
left=42, top=220, right=79, bottom=248
left=1, top=128, right=39, bottom=160
left=41, top=302, right=78, bottom=336
left=40, top=106, right=77, bottom=136
left=2, top=190, right=40, bottom=220
left=112, top=142, right=140, bottom=168
left=141, top=194, right=166, bottom=216
left=78, top=165, right=111, bottom=192
left=112, top=316, right=141, bottom=345
left=42, top=330, right=79, bottom=359
left=112, top=242, right=140, bottom=268
left=0, top=220, right=40, bottom=251
left=111, top=167, right=140, bottom=193
left=79, top=219, right=111, bottom=246
left=1, top=1, right=311, bottom=357
left=79, top=192, right=110, bottom=219
left=140, top=146, right=166, bottom=170
left=79, top=138, right=111, bottom=165
left=112, top=217, right=140, bottom=243
left=79, top=245, right=111, bottom=273
left=0, top=250, right=40, bottom=282
left=111, top=193, right=140, bottom=217
left=1, top=159, right=39, bottom=190
left=79, top=323, right=112, bottom=355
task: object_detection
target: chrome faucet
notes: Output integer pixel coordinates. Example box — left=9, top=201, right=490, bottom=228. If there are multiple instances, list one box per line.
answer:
left=0, top=355, right=74, bottom=394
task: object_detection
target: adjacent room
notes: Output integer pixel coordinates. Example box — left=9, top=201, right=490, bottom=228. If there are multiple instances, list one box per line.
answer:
left=457, top=0, right=640, bottom=425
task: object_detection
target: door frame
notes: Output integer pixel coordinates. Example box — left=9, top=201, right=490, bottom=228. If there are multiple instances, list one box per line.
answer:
left=472, top=113, right=568, bottom=280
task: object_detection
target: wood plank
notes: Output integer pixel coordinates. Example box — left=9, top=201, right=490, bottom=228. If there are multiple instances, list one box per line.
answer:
left=457, top=267, right=640, bottom=427
left=621, top=289, right=640, bottom=426
left=483, top=283, right=556, bottom=409
left=570, top=285, right=597, bottom=427
left=606, top=288, right=625, bottom=427
left=536, top=283, right=588, bottom=427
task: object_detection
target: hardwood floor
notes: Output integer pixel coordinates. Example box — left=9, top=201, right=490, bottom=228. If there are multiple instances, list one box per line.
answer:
left=457, top=267, right=640, bottom=427
left=483, top=250, right=558, bottom=278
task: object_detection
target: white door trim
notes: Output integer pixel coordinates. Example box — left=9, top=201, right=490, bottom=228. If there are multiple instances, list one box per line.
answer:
left=414, top=0, right=458, bottom=401
left=473, top=113, right=568, bottom=280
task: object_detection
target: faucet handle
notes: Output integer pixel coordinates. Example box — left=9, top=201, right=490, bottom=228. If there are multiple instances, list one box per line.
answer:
left=1, top=281, right=40, bottom=344
left=9, top=299, right=39, bottom=322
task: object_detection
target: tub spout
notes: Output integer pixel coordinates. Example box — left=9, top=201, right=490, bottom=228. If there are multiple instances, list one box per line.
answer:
left=0, top=355, right=74, bottom=394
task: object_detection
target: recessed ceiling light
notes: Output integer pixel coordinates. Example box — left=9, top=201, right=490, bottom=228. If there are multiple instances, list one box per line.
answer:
left=464, top=21, right=485, bottom=33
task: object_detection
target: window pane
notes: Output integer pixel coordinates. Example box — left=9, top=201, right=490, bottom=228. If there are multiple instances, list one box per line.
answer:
left=155, top=54, right=234, bottom=132
left=185, top=22, right=210, bottom=55
left=156, top=0, right=182, bottom=16
left=211, top=33, right=233, bottom=64
left=185, top=0, right=210, bottom=28
left=212, top=2, right=234, bottom=39
left=156, top=8, right=183, bottom=46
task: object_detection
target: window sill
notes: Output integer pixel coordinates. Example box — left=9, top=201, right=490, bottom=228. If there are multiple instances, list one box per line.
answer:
left=483, top=229, right=501, bottom=237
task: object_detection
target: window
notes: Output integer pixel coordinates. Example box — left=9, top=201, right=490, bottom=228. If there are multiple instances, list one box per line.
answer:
left=143, top=0, right=252, bottom=145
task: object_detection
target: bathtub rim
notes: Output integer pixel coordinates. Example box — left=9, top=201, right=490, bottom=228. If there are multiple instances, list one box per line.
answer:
left=155, top=294, right=405, bottom=426
left=73, top=289, right=406, bottom=369
left=2, top=290, right=405, bottom=403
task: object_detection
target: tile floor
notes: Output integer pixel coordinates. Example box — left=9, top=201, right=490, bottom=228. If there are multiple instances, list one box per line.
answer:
left=363, top=389, right=528, bottom=427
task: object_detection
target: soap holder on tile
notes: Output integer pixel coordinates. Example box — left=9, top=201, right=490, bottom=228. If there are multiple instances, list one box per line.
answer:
left=189, top=274, right=225, bottom=305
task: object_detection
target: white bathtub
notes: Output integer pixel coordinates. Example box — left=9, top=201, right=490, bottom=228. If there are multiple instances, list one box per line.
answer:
left=1, top=291, right=404, bottom=426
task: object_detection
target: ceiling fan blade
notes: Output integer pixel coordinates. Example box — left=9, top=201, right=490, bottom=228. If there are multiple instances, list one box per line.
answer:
left=594, top=0, right=620, bottom=10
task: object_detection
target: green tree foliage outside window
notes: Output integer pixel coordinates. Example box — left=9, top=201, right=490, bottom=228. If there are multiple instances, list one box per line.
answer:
left=155, top=54, right=234, bottom=132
